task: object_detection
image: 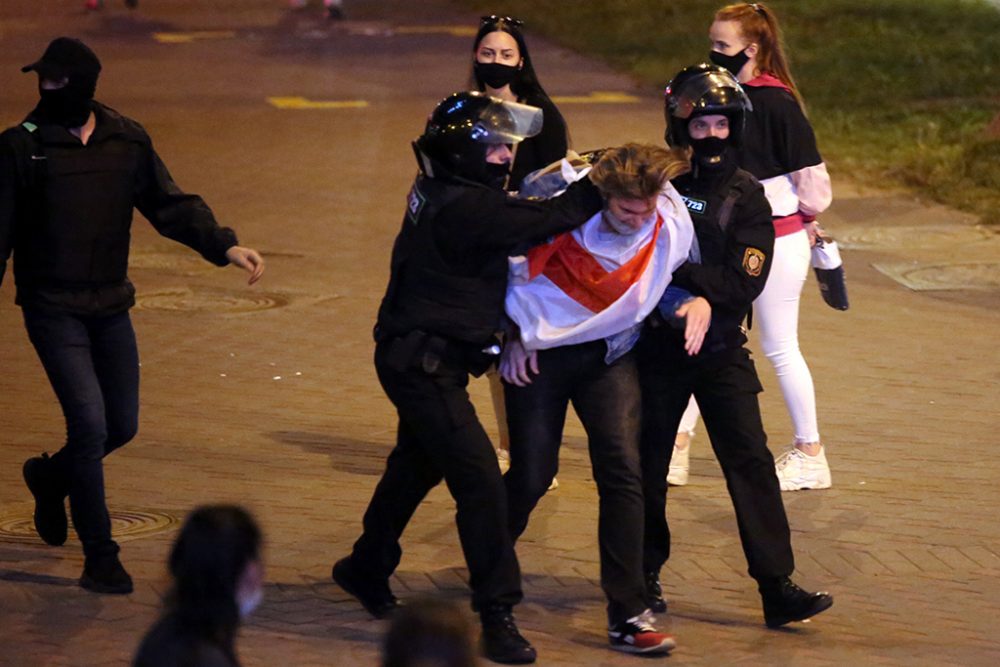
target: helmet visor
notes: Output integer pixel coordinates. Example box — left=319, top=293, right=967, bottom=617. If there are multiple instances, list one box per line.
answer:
left=471, top=99, right=543, bottom=145
left=667, top=70, right=752, bottom=119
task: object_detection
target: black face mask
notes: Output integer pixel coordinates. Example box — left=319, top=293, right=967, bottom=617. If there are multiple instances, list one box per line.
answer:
left=475, top=61, right=519, bottom=90
left=689, top=136, right=730, bottom=171
left=34, top=78, right=95, bottom=128
left=483, top=160, right=511, bottom=188
left=709, top=49, right=750, bottom=77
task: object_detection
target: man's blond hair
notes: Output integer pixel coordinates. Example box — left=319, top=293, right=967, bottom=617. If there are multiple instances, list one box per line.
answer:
left=589, top=143, right=690, bottom=200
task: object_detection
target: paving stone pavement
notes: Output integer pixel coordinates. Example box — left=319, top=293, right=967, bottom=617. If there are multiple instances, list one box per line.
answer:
left=2, top=1, right=999, bottom=665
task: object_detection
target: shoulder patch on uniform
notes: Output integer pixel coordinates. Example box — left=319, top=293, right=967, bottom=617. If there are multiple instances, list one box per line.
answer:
left=406, top=183, right=426, bottom=225
left=681, top=196, right=706, bottom=214
left=743, top=247, right=766, bottom=277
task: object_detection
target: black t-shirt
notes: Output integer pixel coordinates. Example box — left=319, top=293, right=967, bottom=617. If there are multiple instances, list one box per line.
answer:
left=738, top=85, right=822, bottom=181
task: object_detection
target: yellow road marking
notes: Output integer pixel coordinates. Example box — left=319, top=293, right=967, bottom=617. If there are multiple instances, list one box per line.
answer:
left=551, top=91, right=640, bottom=104
left=267, top=97, right=369, bottom=110
left=394, top=25, right=478, bottom=37
left=153, top=31, right=236, bottom=44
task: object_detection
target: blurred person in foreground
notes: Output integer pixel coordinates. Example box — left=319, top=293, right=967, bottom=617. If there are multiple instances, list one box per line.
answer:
left=133, top=505, right=264, bottom=667
left=382, top=597, right=478, bottom=667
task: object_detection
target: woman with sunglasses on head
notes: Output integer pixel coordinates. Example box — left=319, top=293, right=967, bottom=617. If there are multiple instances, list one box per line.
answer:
left=470, top=15, right=569, bottom=191
left=470, top=15, right=571, bottom=484
left=709, top=2, right=833, bottom=491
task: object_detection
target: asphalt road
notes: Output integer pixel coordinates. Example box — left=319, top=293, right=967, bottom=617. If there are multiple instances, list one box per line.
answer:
left=1, top=1, right=999, bottom=665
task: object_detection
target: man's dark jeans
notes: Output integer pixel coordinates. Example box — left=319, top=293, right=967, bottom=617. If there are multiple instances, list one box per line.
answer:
left=504, top=340, right=646, bottom=625
left=23, top=307, right=139, bottom=559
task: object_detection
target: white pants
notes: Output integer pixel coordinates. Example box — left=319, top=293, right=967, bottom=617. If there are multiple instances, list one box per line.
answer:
left=677, top=396, right=699, bottom=437
left=754, top=229, right=820, bottom=444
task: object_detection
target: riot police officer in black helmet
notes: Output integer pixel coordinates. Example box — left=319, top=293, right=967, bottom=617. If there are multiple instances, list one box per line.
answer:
left=332, top=91, right=602, bottom=665
left=638, top=64, right=833, bottom=629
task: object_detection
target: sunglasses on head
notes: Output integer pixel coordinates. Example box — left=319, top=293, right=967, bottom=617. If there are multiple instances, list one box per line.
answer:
left=480, top=14, right=525, bottom=28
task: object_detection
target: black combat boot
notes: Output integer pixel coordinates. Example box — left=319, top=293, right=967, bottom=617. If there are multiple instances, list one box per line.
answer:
left=480, top=603, right=536, bottom=664
left=759, top=576, right=833, bottom=628
left=80, top=554, right=133, bottom=595
left=644, top=571, right=668, bottom=614
left=332, top=556, right=401, bottom=619
left=22, top=454, right=68, bottom=546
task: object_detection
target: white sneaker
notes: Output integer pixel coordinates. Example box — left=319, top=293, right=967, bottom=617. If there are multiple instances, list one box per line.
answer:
left=547, top=476, right=559, bottom=491
left=775, top=446, right=832, bottom=491
left=666, top=443, right=689, bottom=486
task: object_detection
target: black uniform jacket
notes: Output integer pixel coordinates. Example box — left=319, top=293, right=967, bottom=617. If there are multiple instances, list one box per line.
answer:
left=377, top=174, right=602, bottom=346
left=668, top=159, right=774, bottom=353
left=0, top=102, right=237, bottom=315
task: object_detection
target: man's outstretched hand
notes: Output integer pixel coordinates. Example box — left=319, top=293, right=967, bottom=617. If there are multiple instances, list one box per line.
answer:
left=226, top=246, right=265, bottom=285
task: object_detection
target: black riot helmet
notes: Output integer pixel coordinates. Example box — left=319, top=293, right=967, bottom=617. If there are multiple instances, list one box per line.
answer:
left=664, top=63, right=751, bottom=149
left=413, top=91, right=542, bottom=186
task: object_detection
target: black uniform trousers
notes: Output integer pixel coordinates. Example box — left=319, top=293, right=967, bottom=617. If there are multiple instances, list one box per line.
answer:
left=504, top=341, right=647, bottom=625
left=638, top=327, right=794, bottom=582
left=350, top=339, right=522, bottom=611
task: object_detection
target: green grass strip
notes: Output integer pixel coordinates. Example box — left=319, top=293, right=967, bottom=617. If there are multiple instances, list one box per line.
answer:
left=460, top=0, right=1000, bottom=223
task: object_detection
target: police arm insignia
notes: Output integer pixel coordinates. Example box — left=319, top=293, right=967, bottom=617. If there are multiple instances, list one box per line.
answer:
left=406, top=183, right=426, bottom=225
left=743, top=247, right=765, bottom=277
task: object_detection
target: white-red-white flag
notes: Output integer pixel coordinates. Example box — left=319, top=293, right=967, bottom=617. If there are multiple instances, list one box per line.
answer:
left=506, top=185, right=693, bottom=351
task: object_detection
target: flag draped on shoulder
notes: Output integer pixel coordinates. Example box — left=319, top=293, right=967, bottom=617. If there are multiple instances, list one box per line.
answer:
left=506, top=184, right=693, bottom=351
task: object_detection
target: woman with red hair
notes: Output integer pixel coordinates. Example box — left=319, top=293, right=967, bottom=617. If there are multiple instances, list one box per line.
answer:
left=709, top=2, right=833, bottom=491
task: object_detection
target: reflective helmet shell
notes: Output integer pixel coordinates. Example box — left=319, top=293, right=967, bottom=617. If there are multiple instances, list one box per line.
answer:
left=414, top=91, right=542, bottom=184
left=664, top=63, right=752, bottom=149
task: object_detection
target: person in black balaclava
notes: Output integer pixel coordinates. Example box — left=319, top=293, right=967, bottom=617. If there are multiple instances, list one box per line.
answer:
left=0, top=37, right=264, bottom=595
left=637, top=64, right=834, bottom=631
left=27, top=38, right=101, bottom=128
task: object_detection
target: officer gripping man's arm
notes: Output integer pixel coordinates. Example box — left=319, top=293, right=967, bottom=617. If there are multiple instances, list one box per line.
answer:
left=335, top=91, right=602, bottom=666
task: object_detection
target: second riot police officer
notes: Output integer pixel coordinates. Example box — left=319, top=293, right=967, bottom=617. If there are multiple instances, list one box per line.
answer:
left=638, top=65, right=833, bottom=630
